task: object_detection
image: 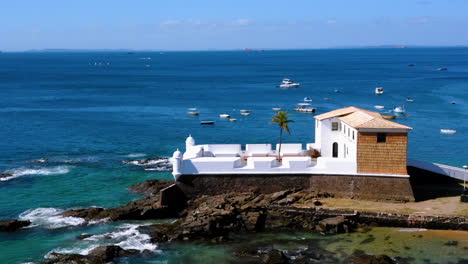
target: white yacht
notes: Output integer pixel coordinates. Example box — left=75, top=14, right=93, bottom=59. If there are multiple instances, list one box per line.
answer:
left=303, top=97, right=313, bottom=102
left=277, top=78, right=300, bottom=88
left=393, top=106, right=406, bottom=113
left=294, top=103, right=316, bottom=113
left=219, top=114, right=231, bottom=118
left=375, top=87, right=384, bottom=95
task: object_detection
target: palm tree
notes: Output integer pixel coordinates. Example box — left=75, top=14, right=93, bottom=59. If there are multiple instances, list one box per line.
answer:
left=270, top=111, right=294, bottom=160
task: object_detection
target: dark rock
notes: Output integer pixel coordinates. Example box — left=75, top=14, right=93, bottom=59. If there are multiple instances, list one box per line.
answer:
left=444, top=240, right=458, bottom=246
left=313, top=200, right=322, bottom=206
left=317, top=216, right=350, bottom=234
left=261, top=249, right=289, bottom=264
left=88, top=245, right=138, bottom=261
left=0, top=219, right=31, bottom=232
left=129, top=179, right=174, bottom=196
left=76, top=233, right=92, bottom=240
left=42, top=246, right=137, bottom=264
left=60, top=207, right=105, bottom=220
left=348, top=250, right=396, bottom=264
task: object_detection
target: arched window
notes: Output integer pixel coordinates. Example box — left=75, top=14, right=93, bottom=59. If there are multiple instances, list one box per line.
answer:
left=332, top=142, right=338, bottom=158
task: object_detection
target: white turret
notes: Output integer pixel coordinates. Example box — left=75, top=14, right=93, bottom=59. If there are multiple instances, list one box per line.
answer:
left=185, top=134, right=195, bottom=151
left=171, top=148, right=183, bottom=179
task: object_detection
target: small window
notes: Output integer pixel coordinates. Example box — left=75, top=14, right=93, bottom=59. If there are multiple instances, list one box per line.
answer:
left=377, top=133, right=387, bottom=143
left=352, top=131, right=355, bottom=140
left=331, top=122, right=338, bottom=131
left=347, top=128, right=350, bottom=137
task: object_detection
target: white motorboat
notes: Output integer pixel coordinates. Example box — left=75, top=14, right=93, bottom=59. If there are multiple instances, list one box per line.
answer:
left=240, top=109, right=251, bottom=113
left=229, top=118, right=237, bottom=122
left=219, top=114, right=230, bottom=118
left=375, top=87, right=384, bottom=95
left=393, top=106, right=406, bottom=113
left=303, top=97, right=313, bottom=102
left=200, top=121, right=215, bottom=125
left=406, top=98, right=414, bottom=102
left=374, top=105, right=385, bottom=109
left=188, top=108, right=198, bottom=111
left=294, top=103, right=316, bottom=113
left=187, top=111, right=199, bottom=115
left=277, top=78, right=300, bottom=88
left=272, top=107, right=281, bottom=111
left=240, top=112, right=251, bottom=116
left=440, top=129, right=456, bottom=134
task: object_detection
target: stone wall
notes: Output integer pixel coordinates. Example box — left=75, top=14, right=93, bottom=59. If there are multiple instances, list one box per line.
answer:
left=176, top=173, right=415, bottom=202
left=357, top=132, right=408, bottom=175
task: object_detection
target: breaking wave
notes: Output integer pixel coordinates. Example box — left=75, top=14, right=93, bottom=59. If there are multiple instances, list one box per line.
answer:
left=19, top=208, right=86, bottom=229
left=126, top=153, right=147, bottom=158
left=1, top=166, right=72, bottom=182
left=45, top=224, right=158, bottom=258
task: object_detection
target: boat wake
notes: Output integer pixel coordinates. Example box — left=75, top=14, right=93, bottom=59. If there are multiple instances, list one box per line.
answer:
left=1, top=166, right=72, bottom=182
left=45, top=224, right=158, bottom=258
left=19, top=208, right=86, bottom=229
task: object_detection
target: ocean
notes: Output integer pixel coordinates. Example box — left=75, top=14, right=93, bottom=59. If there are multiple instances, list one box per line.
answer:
left=0, top=48, right=467, bottom=263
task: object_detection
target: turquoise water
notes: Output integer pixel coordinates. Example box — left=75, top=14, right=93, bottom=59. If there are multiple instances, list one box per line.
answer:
left=0, top=48, right=467, bottom=263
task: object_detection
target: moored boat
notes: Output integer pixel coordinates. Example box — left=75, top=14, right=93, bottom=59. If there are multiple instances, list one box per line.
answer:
left=381, top=114, right=397, bottom=120
left=200, top=121, right=215, bottom=125
left=440, top=129, right=456, bottom=134
left=219, top=114, right=230, bottom=118
left=303, top=97, right=312, bottom=102
left=229, top=118, right=237, bottom=122
left=187, top=111, right=199, bottom=115
left=375, top=87, right=384, bottom=95
left=294, top=103, right=316, bottom=113
left=272, top=107, right=281, bottom=111
left=374, top=105, right=385, bottom=109
left=277, top=78, right=300, bottom=88
left=240, top=112, right=251, bottom=116
left=393, top=106, right=406, bottom=113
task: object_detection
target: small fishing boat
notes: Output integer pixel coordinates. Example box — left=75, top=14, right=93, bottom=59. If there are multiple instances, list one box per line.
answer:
left=374, top=105, right=385, bottom=109
left=229, top=118, right=237, bottom=122
left=406, top=98, right=414, bottom=102
left=451, top=101, right=456, bottom=105
left=440, top=129, right=456, bottom=134
left=272, top=107, right=281, bottom=111
left=294, top=103, right=316, bottom=113
left=240, top=112, right=251, bottom=116
left=200, top=121, right=215, bottom=125
left=188, top=108, right=198, bottom=111
left=240, top=110, right=251, bottom=113
left=393, top=106, right=406, bottom=113
left=437, top=67, right=448, bottom=71
left=219, top=114, right=230, bottom=118
left=375, top=87, right=384, bottom=95
left=381, top=114, right=397, bottom=120
left=187, top=111, right=199, bottom=115
left=277, top=78, right=300, bottom=88
left=304, top=97, right=313, bottom=102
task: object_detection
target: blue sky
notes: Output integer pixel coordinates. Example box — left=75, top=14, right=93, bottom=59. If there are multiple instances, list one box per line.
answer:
left=1, top=0, right=468, bottom=51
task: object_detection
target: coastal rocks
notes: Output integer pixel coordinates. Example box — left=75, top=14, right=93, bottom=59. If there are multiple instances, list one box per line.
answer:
left=128, top=179, right=174, bottom=196
left=262, top=249, right=289, bottom=264
left=347, top=250, right=396, bottom=264
left=123, top=157, right=172, bottom=171
left=0, top=219, right=31, bottom=232
left=316, top=216, right=350, bottom=234
left=43, top=245, right=137, bottom=264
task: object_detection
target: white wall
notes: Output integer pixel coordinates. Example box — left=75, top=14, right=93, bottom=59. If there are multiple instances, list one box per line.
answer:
left=317, top=118, right=357, bottom=162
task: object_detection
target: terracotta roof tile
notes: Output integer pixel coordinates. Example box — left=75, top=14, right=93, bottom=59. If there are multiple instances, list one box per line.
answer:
left=315, top=106, right=412, bottom=130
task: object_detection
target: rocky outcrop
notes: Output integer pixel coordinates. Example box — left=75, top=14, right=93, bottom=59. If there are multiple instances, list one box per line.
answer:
left=348, top=250, right=396, bottom=264
left=42, top=245, right=137, bottom=264
left=128, top=179, right=174, bottom=196
left=0, top=219, right=31, bottom=232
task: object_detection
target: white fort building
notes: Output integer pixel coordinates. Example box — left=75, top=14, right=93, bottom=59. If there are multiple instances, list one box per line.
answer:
left=171, top=106, right=412, bottom=179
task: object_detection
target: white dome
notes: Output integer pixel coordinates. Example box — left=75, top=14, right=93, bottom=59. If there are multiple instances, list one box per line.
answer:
left=172, top=149, right=183, bottom=158
left=185, top=134, right=195, bottom=146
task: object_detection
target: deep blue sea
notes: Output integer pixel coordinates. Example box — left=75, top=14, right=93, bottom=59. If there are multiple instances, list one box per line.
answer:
left=0, top=49, right=467, bottom=263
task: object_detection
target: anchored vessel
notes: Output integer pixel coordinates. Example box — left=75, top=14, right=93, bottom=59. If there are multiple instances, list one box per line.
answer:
left=277, top=78, right=300, bottom=88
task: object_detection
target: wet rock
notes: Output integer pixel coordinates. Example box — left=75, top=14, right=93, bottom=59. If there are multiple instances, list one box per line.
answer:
left=76, top=233, right=92, bottom=240
left=128, top=179, right=174, bottom=196
left=88, top=245, right=138, bottom=261
left=261, top=249, right=289, bottom=264
left=60, top=207, right=105, bottom=220
left=317, top=216, right=350, bottom=234
left=0, top=172, right=13, bottom=180
left=0, top=219, right=31, bottom=232
left=444, top=240, right=458, bottom=246
left=348, top=250, right=396, bottom=264
left=43, top=246, right=137, bottom=264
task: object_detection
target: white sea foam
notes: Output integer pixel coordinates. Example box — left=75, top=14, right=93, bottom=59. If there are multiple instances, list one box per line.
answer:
left=45, top=223, right=158, bottom=259
left=126, top=153, right=147, bottom=158
left=1, top=166, right=72, bottom=181
left=19, top=208, right=85, bottom=229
